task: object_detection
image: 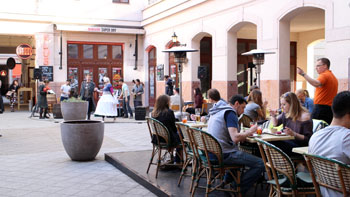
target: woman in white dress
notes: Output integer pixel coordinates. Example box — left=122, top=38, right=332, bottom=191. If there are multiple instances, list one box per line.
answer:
left=94, top=77, right=119, bottom=121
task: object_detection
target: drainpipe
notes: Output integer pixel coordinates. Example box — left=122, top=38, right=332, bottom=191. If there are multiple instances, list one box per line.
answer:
left=59, top=31, right=63, bottom=70
left=133, top=34, right=138, bottom=70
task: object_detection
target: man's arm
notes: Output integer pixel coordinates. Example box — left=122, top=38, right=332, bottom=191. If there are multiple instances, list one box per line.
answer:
left=297, top=67, right=321, bottom=87
left=228, top=126, right=257, bottom=144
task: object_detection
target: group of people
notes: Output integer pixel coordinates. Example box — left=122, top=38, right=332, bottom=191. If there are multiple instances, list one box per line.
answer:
left=0, top=80, right=20, bottom=113
left=74, top=74, right=144, bottom=120
left=150, top=57, right=347, bottom=196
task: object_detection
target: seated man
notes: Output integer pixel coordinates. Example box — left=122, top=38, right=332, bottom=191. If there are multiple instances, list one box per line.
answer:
left=206, top=89, right=265, bottom=194
left=296, top=89, right=314, bottom=113
left=309, top=91, right=350, bottom=197
left=170, top=88, right=185, bottom=120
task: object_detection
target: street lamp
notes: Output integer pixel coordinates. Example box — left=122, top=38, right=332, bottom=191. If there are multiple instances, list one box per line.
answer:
left=163, top=35, right=198, bottom=116
left=242, top=49, right=275, bottom=88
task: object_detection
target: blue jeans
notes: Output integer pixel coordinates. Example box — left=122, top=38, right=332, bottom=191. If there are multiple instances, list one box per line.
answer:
left=60, top=96, right=68, bottom=102
left=123, top=95, right=133, bottom=117
left=223, top=150, right=265, bottom=194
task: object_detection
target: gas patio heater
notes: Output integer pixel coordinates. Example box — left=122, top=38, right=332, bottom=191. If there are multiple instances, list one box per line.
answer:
left=163, top=32, right=198, bottom=116
left=242, top=49, right=275, bottom=88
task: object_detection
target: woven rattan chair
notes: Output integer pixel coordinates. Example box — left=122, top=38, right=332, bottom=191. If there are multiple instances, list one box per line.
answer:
left=190, top=127, right=243, bottom=197
left=312, top=119, right=328, bottom=133
left=304, top=153, right=350, bottom=196
left=256, top=138, right=316, bottom=196
left=176, top=122, right=196, bottom=192
left=146, top=117, right=180, bottom=178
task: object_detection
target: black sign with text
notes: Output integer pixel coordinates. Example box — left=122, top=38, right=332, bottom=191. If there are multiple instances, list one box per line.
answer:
left=39, top=66, right=53, bottom=81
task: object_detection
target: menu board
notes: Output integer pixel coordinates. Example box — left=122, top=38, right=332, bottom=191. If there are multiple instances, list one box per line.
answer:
left=39, top=66, right=53, bottom=81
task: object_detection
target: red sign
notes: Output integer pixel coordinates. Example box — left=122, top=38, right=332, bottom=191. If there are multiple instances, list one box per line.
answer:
left=0, top=70, right=7, bottom=77
left=16, top=43, right=33, bottom=60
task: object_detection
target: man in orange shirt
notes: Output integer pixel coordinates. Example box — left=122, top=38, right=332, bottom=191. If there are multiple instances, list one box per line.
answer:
left=297, top=58, right=338, bottom=124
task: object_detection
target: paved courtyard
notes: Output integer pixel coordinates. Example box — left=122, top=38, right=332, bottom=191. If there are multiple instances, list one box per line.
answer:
left=0, top=110, right=155, bottom=197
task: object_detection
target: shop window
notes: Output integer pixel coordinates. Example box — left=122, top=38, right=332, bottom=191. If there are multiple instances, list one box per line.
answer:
left=112, top=45, right=122, bottom=59
left=98, top=45, right=108, bottom=59
left=113, top=0, right=129, bottom=3
left=68, top=44, right=78, bottom=59
left=83, top=45, right=93, bottom=59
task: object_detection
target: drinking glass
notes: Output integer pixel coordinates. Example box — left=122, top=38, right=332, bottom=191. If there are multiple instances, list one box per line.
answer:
left=182, top=116, right=188, bottom=123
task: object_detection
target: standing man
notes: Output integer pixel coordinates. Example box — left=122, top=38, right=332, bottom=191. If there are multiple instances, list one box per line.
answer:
left=38, top=80, right=50, bottom=119
left=118, top=79, right=133, bottom=119
left=295, top=89, right=314, bottom=113
left=60, top=79, right=71, bottom=102
left=164, top=75, right=173, bottom=96
left=131, top=79, right=144, bottom=108
left=206, top=89, right=265, bottom=194
left=297, top=58, right=338, bottom=124
left=80, top=74, right=96, bottom=120
left=309, top=91, right=350, bottom=197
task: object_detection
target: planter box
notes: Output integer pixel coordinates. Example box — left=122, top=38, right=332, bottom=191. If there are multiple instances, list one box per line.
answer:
left=61, top=120, right=104, bottom=161
left=61, top=101, right=88, bottom=121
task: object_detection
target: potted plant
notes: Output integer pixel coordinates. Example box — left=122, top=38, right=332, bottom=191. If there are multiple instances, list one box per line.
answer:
left=61, top=97, right=88, bottom=121
left=61, top=120, right=104, bottom=161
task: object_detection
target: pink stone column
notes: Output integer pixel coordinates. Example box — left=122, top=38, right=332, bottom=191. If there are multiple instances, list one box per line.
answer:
left=211, top=81, right=238, bottom=101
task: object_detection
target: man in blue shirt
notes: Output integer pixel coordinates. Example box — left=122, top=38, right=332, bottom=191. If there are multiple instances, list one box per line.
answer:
left=296, top=89, right=314, bottom=113
left=207, top=89, right=265, bottom=194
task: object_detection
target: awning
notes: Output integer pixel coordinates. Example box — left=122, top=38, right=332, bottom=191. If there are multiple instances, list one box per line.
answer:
left=55, top=24, right=145, bottom=35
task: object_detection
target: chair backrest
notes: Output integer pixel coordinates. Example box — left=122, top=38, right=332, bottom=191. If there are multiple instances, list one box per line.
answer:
left=176, top=122, right=191, bottom=144
left=255, top=138, right=297, bottom=189
left=146, top=117, right=171, bottom=145
left=170, top=105, right=180, bottom=111
left=312, top=119, right=328, bottom=133
left=201, top=102, right=213, bottom=114
left=304, top=153, right=350, bottom=195
left=190, top=127, right=223, bottom=168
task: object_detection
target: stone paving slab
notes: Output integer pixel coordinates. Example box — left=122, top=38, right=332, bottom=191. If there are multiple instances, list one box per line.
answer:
left=0, top=111, right=155, bottom=197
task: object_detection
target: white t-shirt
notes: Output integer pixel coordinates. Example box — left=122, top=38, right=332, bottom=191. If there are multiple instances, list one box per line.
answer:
left=60, top=84, right=71, bottom=98
left=309, top=125, right=350, bottom=197
left=122, top=83, right=130, bottom=97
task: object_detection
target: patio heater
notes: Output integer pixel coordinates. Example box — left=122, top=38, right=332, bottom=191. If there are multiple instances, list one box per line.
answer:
left=242, top=49, right=275, bottom=88
left=163, top=32, right=198, bottom=116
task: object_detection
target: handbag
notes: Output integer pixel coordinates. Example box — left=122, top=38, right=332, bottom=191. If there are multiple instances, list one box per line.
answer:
left=6, top=91, right=12, bottom=97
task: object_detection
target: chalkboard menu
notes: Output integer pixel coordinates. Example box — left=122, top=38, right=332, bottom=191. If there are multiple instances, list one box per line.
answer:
left=39, top=66, right=53, bottom=81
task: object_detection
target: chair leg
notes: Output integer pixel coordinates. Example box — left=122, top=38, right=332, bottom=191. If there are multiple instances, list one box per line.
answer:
left=205, top=168, right=212, bottom=197
left=189, top=158, right=197, bottom=193
left=192, top=167, right=205, bottom=197
left=155, top=148, right=162, bottom=178
left=177, top=157, right=191, bottom=186
left=146, top=145, right=156, bottom=174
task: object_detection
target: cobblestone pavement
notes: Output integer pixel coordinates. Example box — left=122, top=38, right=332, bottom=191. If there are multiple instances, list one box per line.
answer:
left=0, top=110, right=154, bottom=197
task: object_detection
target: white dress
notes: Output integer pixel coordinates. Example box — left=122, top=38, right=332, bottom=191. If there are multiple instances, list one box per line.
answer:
left=94, top=85, right=119, bottom=117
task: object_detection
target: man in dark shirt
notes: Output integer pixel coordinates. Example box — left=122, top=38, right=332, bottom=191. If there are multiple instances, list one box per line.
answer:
left=164, top=75, right=173, bottom=96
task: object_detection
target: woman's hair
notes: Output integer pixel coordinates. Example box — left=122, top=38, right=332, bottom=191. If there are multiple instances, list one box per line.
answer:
left=136, top=79, right=140, bottom=83
left=12, top=80, right=18, bottom=85
left=247, top=90, right=263, bottom=108
left=152, top=95, right=170, bottom=118
left=103, top=77, right=110, bottom=84
left=194, top=88, right=201, bottom=96
left=281, top=92, right=308, bottom=121
left=304, top=89, right=310, bottom=97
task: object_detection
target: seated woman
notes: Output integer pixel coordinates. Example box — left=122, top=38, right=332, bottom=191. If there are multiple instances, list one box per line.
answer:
left=186, top=87, right=203, bottom=115
left=240, top=90, right=267, bottom=127
left=269, top=92, right=313, bottom=156
left=151, top=94, right=182, bottom=163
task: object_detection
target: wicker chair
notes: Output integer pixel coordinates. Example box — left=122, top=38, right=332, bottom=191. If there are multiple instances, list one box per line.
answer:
left=190, top=127, right=243, bottom=197
left=304, top=153, right=350, bottom=196
left=146, top=117, right=180, bottom=178
left=312, top=119, right=328, bottom=133
left=175, top=122, right=197, bottom=192
left=255, top=138, right=316, bottom=196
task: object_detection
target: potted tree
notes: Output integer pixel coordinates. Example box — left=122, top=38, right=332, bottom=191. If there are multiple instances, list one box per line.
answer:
left=61, top=97, right=88, bottom=121
left=61, top=120, right=104, bottom=161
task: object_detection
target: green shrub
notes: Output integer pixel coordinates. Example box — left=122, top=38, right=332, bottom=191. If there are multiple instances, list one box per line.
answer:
left=62, top=97, right=86, bottom=102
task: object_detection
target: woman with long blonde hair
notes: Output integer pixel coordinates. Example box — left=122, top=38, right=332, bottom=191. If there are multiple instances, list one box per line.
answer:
left=270, top=92, right=313, bottom=155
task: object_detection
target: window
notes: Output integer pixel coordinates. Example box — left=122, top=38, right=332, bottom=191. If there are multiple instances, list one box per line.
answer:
left=83, top=44, right=93, bottom=59
left=68, top=44, right=78, bottom=59
left=113, top=0, right=129, bottom=3
left=98, top=45, right=108, bottom=59
left=112, top=45, right=122, bottom=59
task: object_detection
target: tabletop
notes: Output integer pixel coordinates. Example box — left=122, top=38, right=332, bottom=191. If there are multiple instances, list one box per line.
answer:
left=182, top=121, right=208, bottom=128
left=245, top=133, right=295, bottom=143
left=292, top=146, right=308, bottom=155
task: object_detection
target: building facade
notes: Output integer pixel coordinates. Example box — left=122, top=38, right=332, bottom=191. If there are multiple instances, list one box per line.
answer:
left=0, top=0, right=349, bottom=109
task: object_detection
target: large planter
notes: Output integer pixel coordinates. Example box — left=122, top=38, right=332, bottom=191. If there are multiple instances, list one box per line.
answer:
left=61, top=120, right=104, bottom=161
left=61, top=101, right=88, bottom=121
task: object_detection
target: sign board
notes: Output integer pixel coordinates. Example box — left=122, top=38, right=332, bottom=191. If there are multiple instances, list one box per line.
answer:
left=16, top=43, right=33, bottom=60
left=0, top=70, right=7, bottom=77
left=39, top=66, right=53, bottom=81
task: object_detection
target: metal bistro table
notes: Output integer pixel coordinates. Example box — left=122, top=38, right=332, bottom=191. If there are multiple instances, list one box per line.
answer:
left=292, top=146, right=308, bottom=155
left=183, top=121, right=208, bottom=128
left=245, top=129, right=295, bottom=143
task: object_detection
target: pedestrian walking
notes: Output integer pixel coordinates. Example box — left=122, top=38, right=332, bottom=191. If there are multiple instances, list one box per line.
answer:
left=132, top=79, right=144, bottom=108
left=8, top=80, right=20, bottom=112
left=297, top=57, right=338, bottom=124
left=164, top=75, right=173, bottom=96
left=118, top=79, right=133, bottom=118
left=80, top=74, right=96, bottom=120
left=38, top=80, right=51, bottom=119
left=60, top=79, right=71, bottom=102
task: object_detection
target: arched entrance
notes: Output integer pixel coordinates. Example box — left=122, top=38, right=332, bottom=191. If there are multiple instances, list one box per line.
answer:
left=146, top=45, right=156, bottom=106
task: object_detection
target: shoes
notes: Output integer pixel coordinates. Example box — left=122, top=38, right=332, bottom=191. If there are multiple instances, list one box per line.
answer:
left=129, top=116, right=133, bottom=119
left=123, top=116, right=128, bottom=118
left=39, top=117, right=44, bottom=119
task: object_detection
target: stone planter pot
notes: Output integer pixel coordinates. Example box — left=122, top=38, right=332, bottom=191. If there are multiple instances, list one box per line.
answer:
left=61, top=101, right=88, bottom=121
left=61, top=120, right=104, bottom=161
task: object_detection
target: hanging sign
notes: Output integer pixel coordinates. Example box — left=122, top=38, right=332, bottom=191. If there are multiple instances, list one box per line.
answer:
left=16, top=43, right=33, bottom=60
left=0, top=70, right=7, bottom=77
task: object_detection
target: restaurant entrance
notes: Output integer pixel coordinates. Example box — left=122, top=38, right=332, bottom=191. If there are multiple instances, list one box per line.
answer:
left=67, top=41, right=124, bottom=98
